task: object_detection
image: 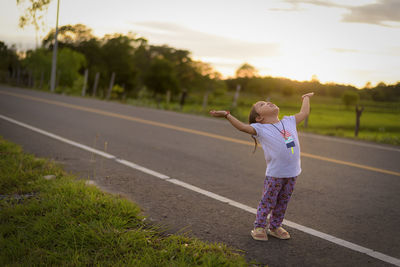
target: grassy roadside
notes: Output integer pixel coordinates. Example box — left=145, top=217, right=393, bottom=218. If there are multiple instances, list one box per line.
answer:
left=126, top=92, right=400, bottom=146
left=0, top=136, right=250, bottom=266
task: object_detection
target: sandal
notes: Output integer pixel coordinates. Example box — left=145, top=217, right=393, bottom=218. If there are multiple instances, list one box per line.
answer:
left=268, top=227, right=291, bottom=240
left=251, top=227, right=268, bottom=241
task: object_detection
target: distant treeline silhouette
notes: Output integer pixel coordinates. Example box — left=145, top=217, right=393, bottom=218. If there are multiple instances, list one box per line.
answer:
left=1, top=24, right=399, bottom=102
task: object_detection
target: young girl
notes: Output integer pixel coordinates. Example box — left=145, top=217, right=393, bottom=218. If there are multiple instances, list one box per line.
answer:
left=210, top=92, right=314, bottom=241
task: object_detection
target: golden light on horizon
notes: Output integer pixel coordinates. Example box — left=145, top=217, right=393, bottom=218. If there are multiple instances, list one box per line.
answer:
left=1, top=0, right=399, bottom=88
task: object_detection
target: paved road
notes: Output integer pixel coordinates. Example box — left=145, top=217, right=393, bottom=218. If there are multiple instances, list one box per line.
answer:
left=1, top=85, right=399, bottom=266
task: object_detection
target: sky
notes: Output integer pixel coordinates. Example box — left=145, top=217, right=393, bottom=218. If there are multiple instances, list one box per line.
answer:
left=1, top=0, right=400, bottom=88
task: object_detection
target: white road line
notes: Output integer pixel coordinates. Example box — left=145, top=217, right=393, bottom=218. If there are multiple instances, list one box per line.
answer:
left=0, top=115, right=116, bottom=160
left=115, top=158, right=170, bottom=180
left=1, top=113, right=399, bottom=267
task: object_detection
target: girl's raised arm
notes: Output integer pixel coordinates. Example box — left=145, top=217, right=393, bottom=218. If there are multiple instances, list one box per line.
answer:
left=209, top=110, right=256, bottom=135
left=295, top=92, right=314, bottom=125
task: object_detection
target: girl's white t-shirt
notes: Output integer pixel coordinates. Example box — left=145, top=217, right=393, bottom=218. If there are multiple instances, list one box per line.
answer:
left=251, top=115, right=301, bottom=178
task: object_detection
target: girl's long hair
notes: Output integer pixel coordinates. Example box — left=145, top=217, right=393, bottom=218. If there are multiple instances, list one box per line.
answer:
left=248, top=104, right=259, bottom=153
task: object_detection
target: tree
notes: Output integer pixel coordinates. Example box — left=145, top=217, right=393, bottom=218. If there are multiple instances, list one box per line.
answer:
left=0, top=41, right=19, bottom=73
left=56, top=47, right=86, bottom=90
left=191, top=61, right=221, bottom=80
left=232, top=63, right=259, bottom=94
left=359, top=81, right=400, bottom=102
left=131, top=38, right=150, bottom=92
left=311, top=74, right=319, bottom=83
left=101, top=34, right=139, bottom=97
left=364, top=81, right=372, bottom=89
left=342, top=91, right=359, bottom=108
left=282, top=86, right=294, bottom=97
left=146, top=45, right=195, bottom=96
left=246, top=77, right=271, bottom=96
left=16, top=0, right=52, bottom=47
left=144, top=58, right=179, bottom=97
left=75, top=38, right=105, bottom=94
left=235, top=63, right=258, bottom=78
left=189, top=61, right=223, bottom=109
left=41, top=24, right=108, bottom=94
left=42, top=24, right=95, bottom=49
left=189, top=61, right=221, bottom=93
left=22, top=48, right=51, bottom=87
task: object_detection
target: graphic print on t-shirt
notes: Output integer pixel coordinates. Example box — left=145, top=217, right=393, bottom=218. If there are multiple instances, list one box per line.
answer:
left=280, top=130, right=295, bottom=154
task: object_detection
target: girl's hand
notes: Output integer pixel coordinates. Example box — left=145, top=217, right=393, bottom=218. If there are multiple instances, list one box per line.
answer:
left=302, top=92, right=314, bottom=99
left=209, top=110, right=229, bottom=118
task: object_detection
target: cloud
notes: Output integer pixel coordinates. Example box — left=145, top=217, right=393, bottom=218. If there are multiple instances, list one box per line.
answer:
left=283, top=0, right=345, bottom=8
left=131, top=21, right=281, bottom=60
left=341, top=0, right=400, bottom=27
left=269, top=0, right=346, bottom=12
left=330, top=48, right=359, bottom=53
left=271, top=0, right=400, bottom=27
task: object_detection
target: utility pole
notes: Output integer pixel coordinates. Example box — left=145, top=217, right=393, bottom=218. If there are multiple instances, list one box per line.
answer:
left=50, top=0, right=60, bottom=92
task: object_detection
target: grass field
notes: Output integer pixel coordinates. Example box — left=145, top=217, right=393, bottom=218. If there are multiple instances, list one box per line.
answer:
left=127, top=91, right=400, bottom=146
left=0, top=136, right=249, bottom=266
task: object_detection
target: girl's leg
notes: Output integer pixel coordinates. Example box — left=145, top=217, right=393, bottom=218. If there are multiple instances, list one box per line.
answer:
left=269, top=176, right=297, bottom=230
left=254, top=176, right=283, bottom=229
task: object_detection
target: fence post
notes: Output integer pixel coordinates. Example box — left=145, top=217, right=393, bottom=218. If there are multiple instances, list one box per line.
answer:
left=82, top=68, right=89, bottom=96
left=179, top=89, right=187, bottom=110
left=106, top=72, right=115, bottom=100
left=355, top=105, right=364, bottom=137
left=92, top=72, right=100, bottom=97
left=232, top=84, right=241, bottom=108
left=166, top=90, right=171, bottom=105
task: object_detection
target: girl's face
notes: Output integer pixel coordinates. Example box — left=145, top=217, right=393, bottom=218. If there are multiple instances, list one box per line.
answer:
left=254, top=101, right=279, bottom=118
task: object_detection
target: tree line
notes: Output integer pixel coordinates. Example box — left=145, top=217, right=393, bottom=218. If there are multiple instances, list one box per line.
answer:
left=1, top=23, right=399, bottom=104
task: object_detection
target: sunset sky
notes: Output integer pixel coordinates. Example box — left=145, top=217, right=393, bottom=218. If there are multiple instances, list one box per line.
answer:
left=1, top=0, right=400, bottom=88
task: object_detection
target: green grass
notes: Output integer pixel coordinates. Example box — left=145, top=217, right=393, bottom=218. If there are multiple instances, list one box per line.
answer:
left=127, top=92, right=400, bottom=146
left=0, top=136, right=250, bottom=266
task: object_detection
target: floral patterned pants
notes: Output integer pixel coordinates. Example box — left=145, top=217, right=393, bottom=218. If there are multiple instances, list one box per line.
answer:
left=254, top=176, right=298, bottom=229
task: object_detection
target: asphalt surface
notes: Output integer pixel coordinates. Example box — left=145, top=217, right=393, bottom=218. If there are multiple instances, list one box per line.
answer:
left=1, top=85, right=399, bottom=266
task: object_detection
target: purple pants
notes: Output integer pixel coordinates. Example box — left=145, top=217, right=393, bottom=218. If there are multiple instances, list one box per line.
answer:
left=254, top=176, right=297, bottom=229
